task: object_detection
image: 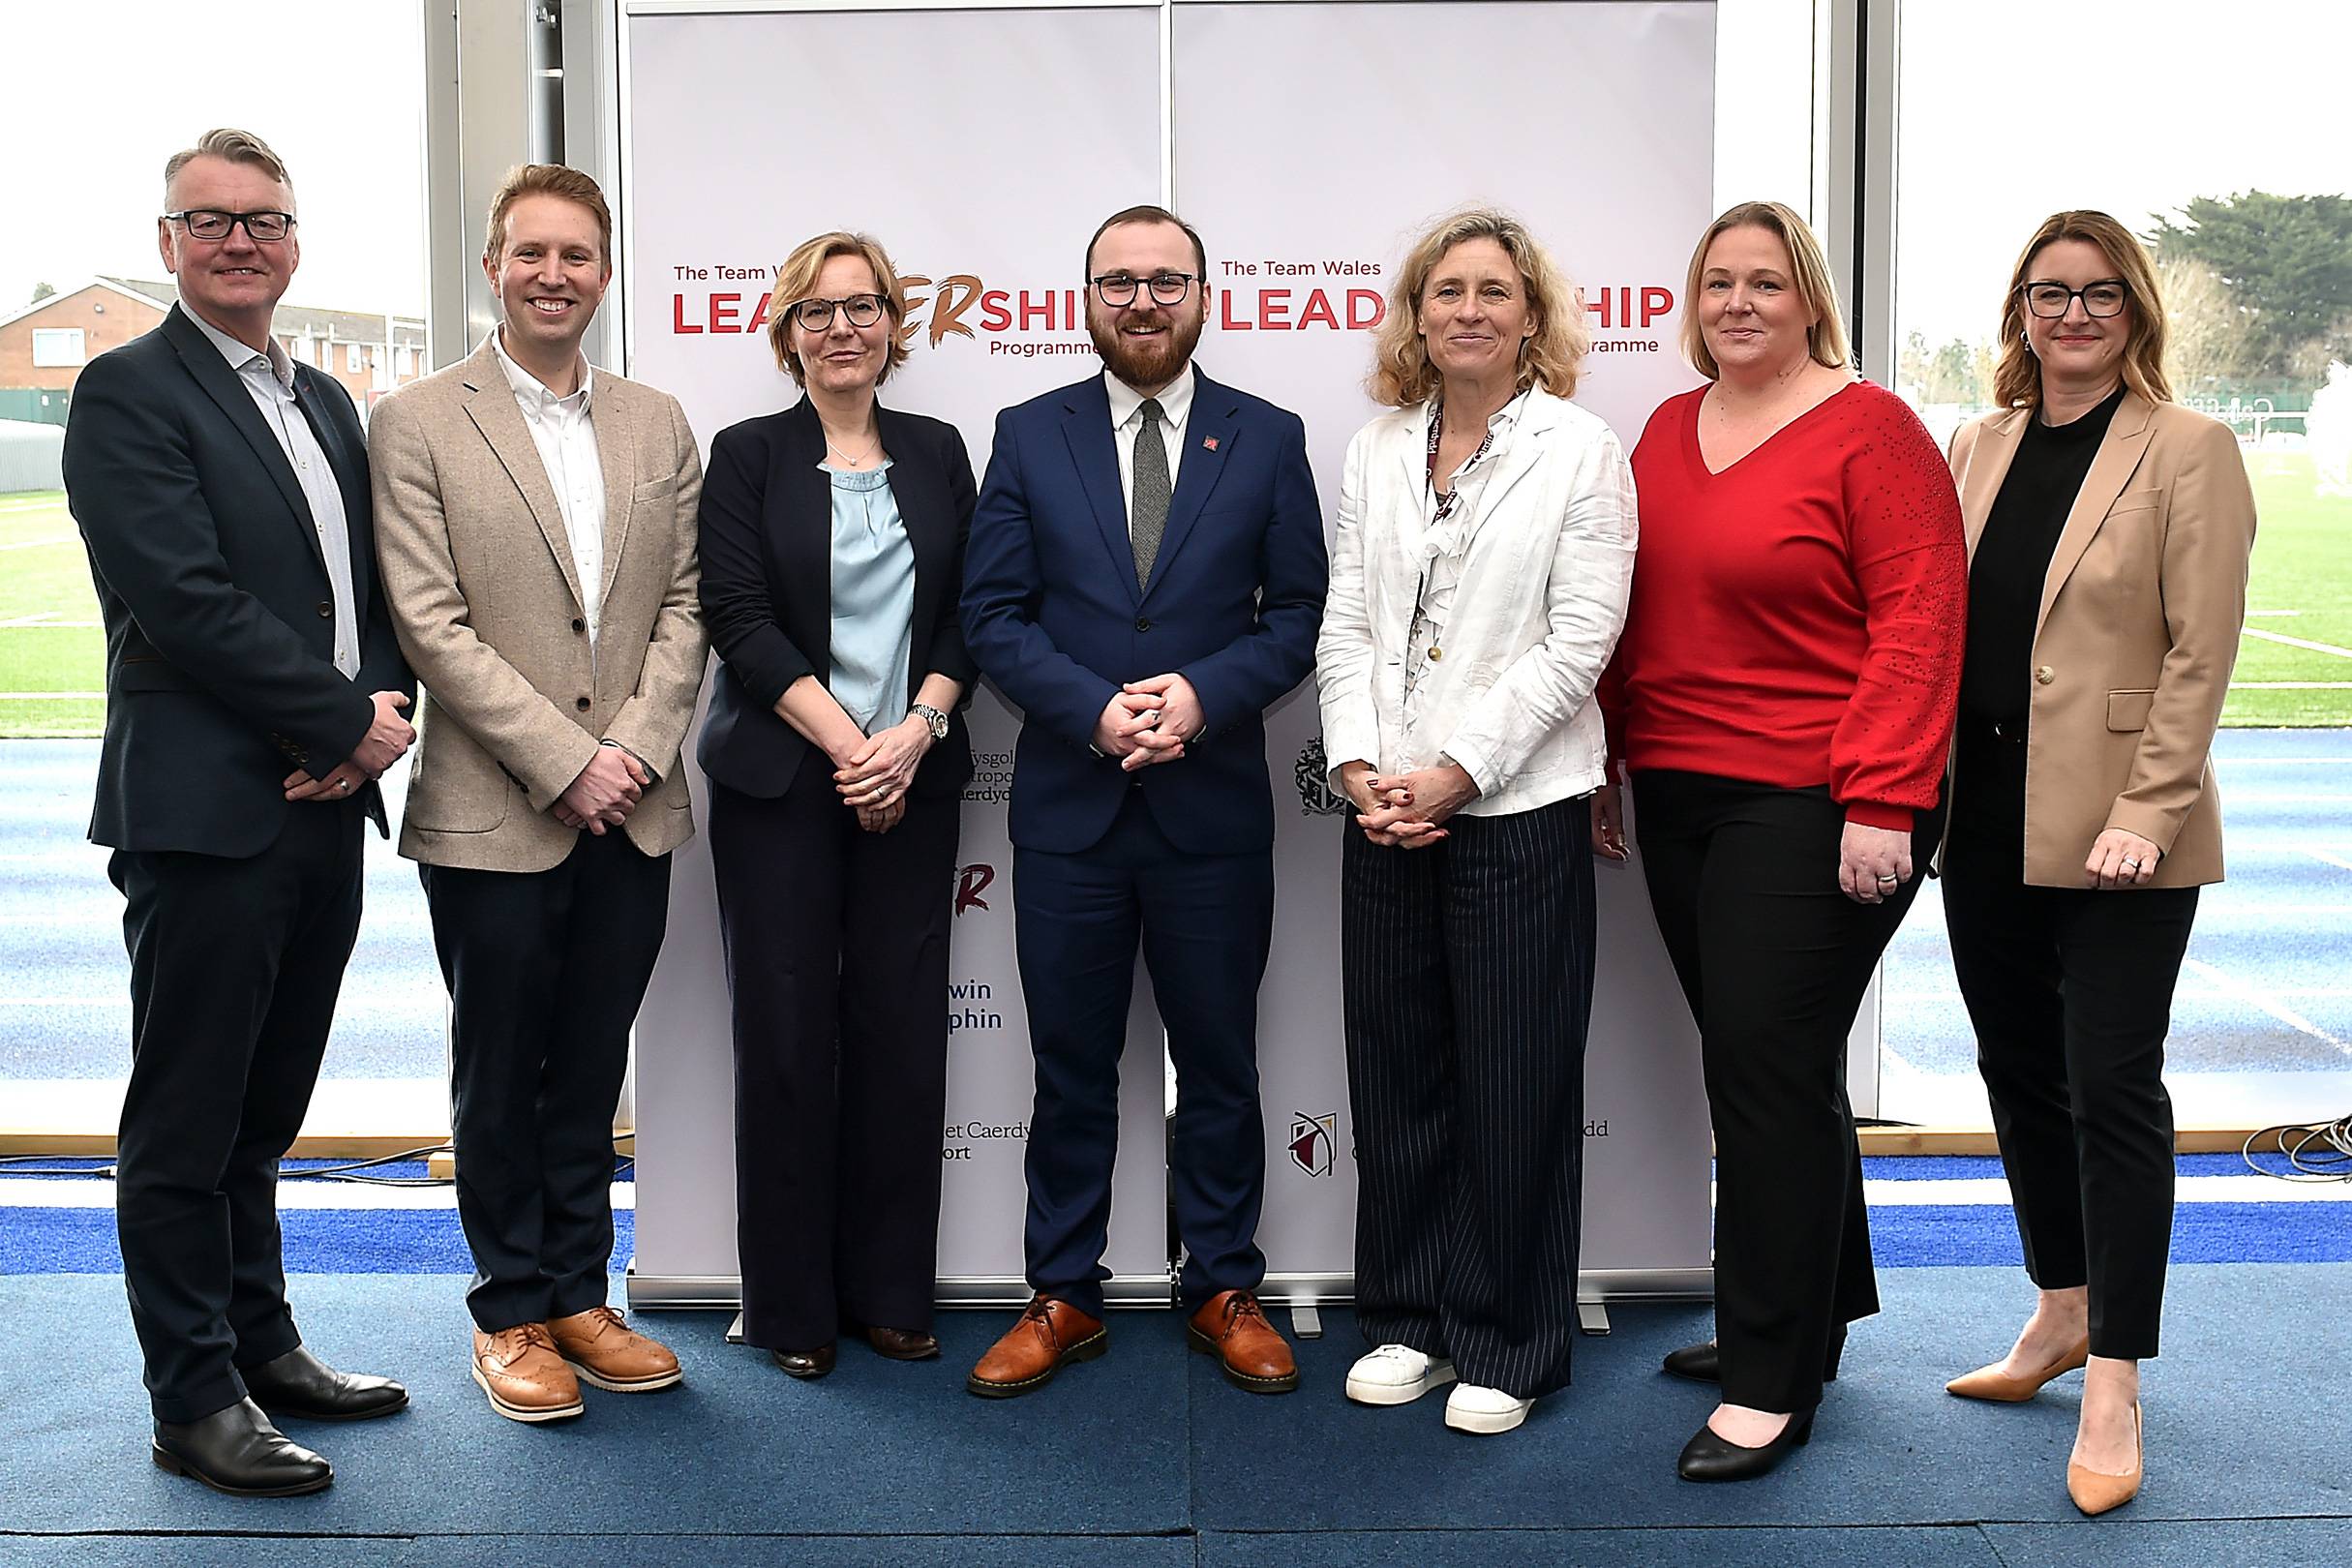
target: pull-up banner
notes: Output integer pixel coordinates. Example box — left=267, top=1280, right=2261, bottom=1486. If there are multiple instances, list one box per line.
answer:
left=624, top=0, right=1717, bottom=1310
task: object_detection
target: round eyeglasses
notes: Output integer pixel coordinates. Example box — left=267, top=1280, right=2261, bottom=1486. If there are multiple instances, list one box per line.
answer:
left=1090, top=272, right=1198, bottom=309
left=792, top=293, right=886, bottom=331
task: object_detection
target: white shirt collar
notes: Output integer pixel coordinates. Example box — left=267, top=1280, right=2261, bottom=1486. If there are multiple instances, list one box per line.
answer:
left=490, top=326, right=594, bottom=411
left=185, top=305, right=294, bottom=391
left=1105, top=362, right=1194, bottom=432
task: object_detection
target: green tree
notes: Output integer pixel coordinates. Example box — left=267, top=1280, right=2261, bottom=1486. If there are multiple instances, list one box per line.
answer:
left=2149, top=191, right=2352, bottom=377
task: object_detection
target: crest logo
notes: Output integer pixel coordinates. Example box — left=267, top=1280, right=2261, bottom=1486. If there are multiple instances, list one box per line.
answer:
left=1287, top=1112, right=1338, bottom=1178
left=1294, top=737, right=1348, bottom=817
left=954, top=863, right=996, bottom=916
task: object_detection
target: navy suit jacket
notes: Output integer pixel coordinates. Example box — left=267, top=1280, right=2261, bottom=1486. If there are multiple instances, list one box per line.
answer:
left=63, top=305, right=412, bottom=856
left=697, top=397, right=979, bottom=800
left=960, top=368, right=1326, bottom=855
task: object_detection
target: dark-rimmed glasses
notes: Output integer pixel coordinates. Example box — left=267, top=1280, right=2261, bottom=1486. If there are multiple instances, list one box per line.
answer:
left=792, top=293, right=886, bottom=331
left=163, top=209, right=297, bottom=243
left=1090, top=272, right=1198, bottom=309
left=2021, top=280, right=2127, bottom=318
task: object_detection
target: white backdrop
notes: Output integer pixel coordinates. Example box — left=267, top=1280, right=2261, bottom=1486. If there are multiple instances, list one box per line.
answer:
left=623, top=0, right=1717, bottom=1309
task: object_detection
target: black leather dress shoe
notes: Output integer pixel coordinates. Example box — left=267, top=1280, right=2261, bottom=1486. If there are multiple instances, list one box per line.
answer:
left=772, top=1344, right=836, bottom=1379
left=864, top=1326, right=941, bottom=1361
left=1676, top=1407, right=1815, bottom=1482
left=152, top=1399, right=333, bottom=1496
left=242, top=1345, right=409, bottom=1422
left=1661, top=1326, right=1846, bottom=1385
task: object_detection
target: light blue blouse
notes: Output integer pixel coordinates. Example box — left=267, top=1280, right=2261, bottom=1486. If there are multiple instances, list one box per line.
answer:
left=824, top=462, right=916, bottom=736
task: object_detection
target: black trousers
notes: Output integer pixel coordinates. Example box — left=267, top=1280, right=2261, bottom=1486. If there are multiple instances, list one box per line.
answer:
left=708, top=769, right=958, bottom=1352
left=1944, top=737, right=2197, bottom=1360
left=109, top=799, right=367, bottom=1423
left=1014, top=788, right=1273, bottom=1316
left=1632, top=770, right=1944, bottom=1413
left=419, top=830, right=671, bottom=1332
left=1342, top=797, right=1595, bottom=1400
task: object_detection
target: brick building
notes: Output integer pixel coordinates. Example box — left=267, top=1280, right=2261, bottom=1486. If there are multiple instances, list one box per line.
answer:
left=0, top=279, right=427, bottom=422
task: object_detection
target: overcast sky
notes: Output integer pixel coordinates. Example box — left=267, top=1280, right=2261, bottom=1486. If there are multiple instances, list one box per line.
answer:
left=3, top=1, right=2342, bottom=354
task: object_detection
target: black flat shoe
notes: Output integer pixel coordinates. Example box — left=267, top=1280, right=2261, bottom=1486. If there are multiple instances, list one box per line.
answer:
left=772, top=1344, right=836, bottom=1379
left=152, top=1398, right=332, bottom=1496
left=242, top=1345, right=409, bottom=1422
left=1661, top=1326, right=1846, bottom=1385
left=1676, top=1408, right=1815, bottom=1482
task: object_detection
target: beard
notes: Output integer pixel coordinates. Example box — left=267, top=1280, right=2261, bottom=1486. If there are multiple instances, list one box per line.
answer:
left=1089, top=302, right=1205, bottom=389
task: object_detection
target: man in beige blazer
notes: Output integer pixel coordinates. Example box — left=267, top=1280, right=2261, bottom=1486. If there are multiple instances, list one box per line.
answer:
left=370, top=165, right=706, bottom=1425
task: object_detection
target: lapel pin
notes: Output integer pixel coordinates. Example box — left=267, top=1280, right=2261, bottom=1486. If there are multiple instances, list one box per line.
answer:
left=1202, top=437, right=1219, bottom=451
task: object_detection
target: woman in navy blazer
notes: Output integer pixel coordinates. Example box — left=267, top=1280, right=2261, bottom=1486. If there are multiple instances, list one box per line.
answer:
left=697, top=231, right=976, bottom=1379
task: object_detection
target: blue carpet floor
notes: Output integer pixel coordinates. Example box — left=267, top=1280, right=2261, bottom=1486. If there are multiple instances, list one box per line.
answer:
left=0, top=1267, right=2342, bottom=1560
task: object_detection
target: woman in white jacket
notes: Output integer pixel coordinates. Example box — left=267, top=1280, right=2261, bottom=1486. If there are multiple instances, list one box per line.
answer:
left=1315, top=207, right=1636, bottom=1435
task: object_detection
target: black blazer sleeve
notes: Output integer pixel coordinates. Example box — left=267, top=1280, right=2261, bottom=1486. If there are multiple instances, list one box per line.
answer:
left=923, top=420, right=980, bottom=694
left=698, top=419, right=819, bottom=712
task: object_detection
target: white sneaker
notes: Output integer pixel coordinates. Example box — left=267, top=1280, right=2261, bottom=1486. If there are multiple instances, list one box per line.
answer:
left=1444, top=1381, right=1535, bottom=1434
left=1344, top=1343, right=1457, bottom=1406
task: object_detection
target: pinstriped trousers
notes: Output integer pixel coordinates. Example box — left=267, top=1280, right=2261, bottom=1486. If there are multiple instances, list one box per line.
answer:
left=1341, top=796, right=1594, bottom=1400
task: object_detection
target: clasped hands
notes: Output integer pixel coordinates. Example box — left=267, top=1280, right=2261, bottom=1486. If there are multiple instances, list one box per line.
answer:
left=283, top=691, right=413, bottom=802
left=1338, top=758, right=1479, bottom=850
left=1093, top=673, right=1202, bottom=773
left=556, top=743, right=652, bottom=833
left=835, top=713, right=936, bottom=834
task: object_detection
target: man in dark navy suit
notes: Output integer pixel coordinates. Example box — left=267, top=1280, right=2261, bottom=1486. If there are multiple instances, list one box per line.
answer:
left=960, top=205, right=1327, bottom=1398
left=63, top=129, right=415, bottom=1496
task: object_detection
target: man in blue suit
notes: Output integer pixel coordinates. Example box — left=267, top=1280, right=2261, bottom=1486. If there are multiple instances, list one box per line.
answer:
left=962, top=205, right=1326, bottom=1398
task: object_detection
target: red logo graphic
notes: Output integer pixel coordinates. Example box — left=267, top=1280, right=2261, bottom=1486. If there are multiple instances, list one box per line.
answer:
left=1203, top=437, right=1220, bottom=451
left=1288, top=1112, right=1337, bottom=1178
left=954, top=863, right=996, bottom=916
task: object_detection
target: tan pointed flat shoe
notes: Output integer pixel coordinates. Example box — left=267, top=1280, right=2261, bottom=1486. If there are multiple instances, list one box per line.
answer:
left=2066, top=1401, right=2143, bottom=1516
left=1944, top=1335, right=2090, bottom=1402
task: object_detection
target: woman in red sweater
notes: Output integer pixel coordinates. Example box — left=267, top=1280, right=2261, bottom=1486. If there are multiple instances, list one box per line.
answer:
left=1595, top=200, right=1966, bottom=1481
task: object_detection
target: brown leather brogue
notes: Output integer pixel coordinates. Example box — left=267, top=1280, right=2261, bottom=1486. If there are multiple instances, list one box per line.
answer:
left=1188, top=1289, right=1299, bottom=1394
left=471, top=1324, right=584, bottom=1423
left=865, top=1325, right=941, bottom=1361
left=548, top=1306, right=683, bottom=1393
left=966, top=1295, right=1106, bottom=1398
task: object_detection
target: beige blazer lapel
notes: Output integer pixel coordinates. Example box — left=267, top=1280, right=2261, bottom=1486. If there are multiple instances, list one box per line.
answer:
left=1956, top=407, right=2030, bottom=562
left=460, top=345, right=587, bottom=617
left=2035, top=389, right=2157, bottom=637
left=590, top=382, right=635, bottom=608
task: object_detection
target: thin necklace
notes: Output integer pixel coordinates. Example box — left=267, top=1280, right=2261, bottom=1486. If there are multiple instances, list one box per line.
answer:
left=825, top=426, right=880, bottom=469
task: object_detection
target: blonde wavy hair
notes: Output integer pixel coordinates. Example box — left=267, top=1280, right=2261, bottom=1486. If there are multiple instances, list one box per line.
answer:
left=1368, top=208, right=1589, bottom=407
left=1679, top=201, right=1852, bottom=377
left=1991, top=210, right=2172, bottom=409
left=765, top=231, right=912, bottom=386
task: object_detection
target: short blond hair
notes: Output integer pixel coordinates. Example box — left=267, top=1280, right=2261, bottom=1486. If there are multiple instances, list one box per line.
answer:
left=1992, top=210, right=2173, bottom=409
left=1368, top=208, right=1589, bottom=407
left=764, top=231, right=912, bottom=386
left=1679, top=201, right=1852, bottom=378
left=164, top=129, right=292, bottom=207
left=483, top=164, right=613, bottom=267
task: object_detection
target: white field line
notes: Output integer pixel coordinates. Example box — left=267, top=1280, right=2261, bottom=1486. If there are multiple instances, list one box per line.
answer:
left=0, top=693, right=104, bottom=701
left=2243, top=627, right=2352, bottom=659
left=0, top=1179, right=635, bottom=1211
left=2229, top=682, right=2352, bottom=689
left=0, top=536, right=75, bottom=552
left=0, top=620, right=102, bottom=629
left=2245, top=609, right=2304, bottom=617
left=2180, top=956, right=2350, bottom=1057
left=2307, top=849, right=2352, bottom=874
left=1864, top=1176, right=2352, bottom=1205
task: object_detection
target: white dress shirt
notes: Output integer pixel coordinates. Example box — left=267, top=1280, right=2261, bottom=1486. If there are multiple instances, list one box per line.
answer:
left=1104, top=363, right=1194, bottom=529
left=490, top=329, right=607, bottom=645
left=186, top=308, right=358, bottom=677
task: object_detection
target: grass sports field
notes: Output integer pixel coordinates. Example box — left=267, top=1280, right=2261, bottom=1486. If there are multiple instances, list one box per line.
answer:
left=2, top=452, right=2347, bottom=737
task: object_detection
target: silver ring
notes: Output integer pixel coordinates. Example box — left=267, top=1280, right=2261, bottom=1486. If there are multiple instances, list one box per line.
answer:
left=1875, top=873, right=1899, bottom=885
left=336, top=778, right=350, bottom=791
left=2122, top=858, right=2143, bottom=870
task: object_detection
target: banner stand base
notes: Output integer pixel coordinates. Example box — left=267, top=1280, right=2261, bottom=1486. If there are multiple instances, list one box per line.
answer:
left=1290, top=1306, right=1322, bottom=1340
left=627, top=1264, right=1181, bottom=1312
left=1578, top=1300, right=1612, bottom=1337
left=1254, top=1267, right=1715, bottom=1312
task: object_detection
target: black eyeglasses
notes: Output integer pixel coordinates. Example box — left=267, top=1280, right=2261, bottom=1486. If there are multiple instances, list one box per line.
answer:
left=1090, top=272, right=1198, bottom=309
left=163, top=209, right=297, bottom=243
left=792, top=293, right=886, bottom=330
left=2021, top=280, right=2127, bottom=318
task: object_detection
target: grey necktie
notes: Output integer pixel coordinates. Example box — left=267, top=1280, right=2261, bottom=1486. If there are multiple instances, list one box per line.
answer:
left=1131, top=397, right=1170, bottom=591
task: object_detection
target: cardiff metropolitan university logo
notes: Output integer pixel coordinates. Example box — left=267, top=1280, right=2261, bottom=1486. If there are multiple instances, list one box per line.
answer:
left=1293, top=737, right=1348, bottom=818
left=1288, top=1112, right=1338, bottom=1178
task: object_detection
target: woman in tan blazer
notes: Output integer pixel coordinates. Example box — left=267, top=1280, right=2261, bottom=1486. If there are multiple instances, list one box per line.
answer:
left=1940, top=210, right=2256, bottom=1517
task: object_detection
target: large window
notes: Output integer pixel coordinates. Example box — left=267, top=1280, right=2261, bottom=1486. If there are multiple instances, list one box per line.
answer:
left=0, top=2, right=439, bottom=1141
left=1885, top=0, right=2352, bottom=1127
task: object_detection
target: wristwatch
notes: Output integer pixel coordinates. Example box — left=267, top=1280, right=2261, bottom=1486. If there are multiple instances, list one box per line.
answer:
left=910, top=703, right=950, bottom=742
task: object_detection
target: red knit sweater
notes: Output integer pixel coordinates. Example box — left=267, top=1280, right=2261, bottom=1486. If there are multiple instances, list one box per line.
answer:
left=1602, top=380, right=1966, bottom=830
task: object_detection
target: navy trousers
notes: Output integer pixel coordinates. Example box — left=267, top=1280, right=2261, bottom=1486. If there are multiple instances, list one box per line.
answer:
left=1013, top=787, right=1273, bottom=1315
left=1342, top=797, right=1595, bottom=1400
